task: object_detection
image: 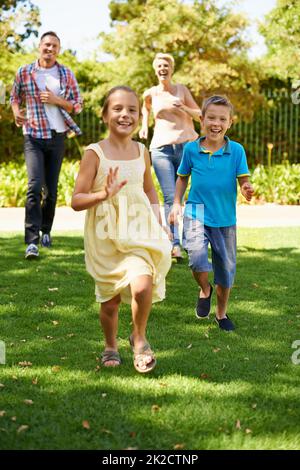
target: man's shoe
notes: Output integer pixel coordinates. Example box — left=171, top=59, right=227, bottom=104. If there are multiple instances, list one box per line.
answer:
left=41, top=233, right=52, bottom=248
left=215, top=315, right=235, bottom=332
left=25, top=243, right=39, bottom=259
left=195, top=284, right=213, bottom=319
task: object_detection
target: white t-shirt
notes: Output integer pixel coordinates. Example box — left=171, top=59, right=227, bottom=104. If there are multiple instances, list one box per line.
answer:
left=36, top=65, right=67, bottom=132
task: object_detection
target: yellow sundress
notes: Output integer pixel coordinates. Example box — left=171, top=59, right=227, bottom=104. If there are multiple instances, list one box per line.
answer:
left=84, top=142, right=172, bottom=304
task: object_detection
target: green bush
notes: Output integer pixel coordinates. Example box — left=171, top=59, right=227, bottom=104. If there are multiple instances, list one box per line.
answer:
left=0, top=161, right=80, bottom=207
left=0, top=162, right=27, bottom=207
left=57, top=161, right=80, bottom=206
left=237, top=163, right=300, bottom=204
left=1, top=161, right=299, bottom=207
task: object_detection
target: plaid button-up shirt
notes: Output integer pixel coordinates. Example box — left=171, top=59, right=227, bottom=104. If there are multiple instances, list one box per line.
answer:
left=10, top=60, right=83, bottom=139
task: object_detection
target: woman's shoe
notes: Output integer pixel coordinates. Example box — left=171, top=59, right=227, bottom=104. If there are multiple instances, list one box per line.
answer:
left=171, top=245, right=183, bottom=260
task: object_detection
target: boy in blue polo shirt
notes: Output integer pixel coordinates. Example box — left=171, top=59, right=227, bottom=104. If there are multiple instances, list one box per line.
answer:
left=169, top=95, right=254, bottom=331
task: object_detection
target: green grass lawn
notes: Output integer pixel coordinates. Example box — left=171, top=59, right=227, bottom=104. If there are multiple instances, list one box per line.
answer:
left=0, top=227, right=300, bottom=450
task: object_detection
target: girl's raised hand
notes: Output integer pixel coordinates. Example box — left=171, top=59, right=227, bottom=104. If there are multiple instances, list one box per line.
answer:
left=104, top=167, right=127, bottom=199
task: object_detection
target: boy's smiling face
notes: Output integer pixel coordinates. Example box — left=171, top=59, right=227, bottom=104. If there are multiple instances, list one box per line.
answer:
left=201, top=104, right=233, bottom=145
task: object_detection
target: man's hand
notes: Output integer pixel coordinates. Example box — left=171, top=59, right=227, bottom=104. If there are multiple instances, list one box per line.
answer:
left=39, top=87, right=58, bottom=105
left=168, top=203, right=182, bottom=225
left=13, top=108, right=27, bottom=127
left=103, top=167, right=127, bottom=200
left=241, top=182, right=254, bottom=202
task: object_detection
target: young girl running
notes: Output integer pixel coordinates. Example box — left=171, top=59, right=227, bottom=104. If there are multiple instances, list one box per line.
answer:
left=72, top=86, right=172, bottom=373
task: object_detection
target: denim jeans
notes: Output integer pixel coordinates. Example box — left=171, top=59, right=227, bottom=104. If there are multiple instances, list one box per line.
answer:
left=24, top=133, right=65, bottom=245
left=183, top=217, right=237, bottom=288
left=151, top=143, right=185, bottom=247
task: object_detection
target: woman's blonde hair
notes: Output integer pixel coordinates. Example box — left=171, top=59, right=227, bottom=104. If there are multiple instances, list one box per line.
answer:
left=152, top=53, right=175, bottom=71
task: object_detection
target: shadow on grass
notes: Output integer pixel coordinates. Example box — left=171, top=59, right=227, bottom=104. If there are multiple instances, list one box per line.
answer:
left=1, top=235, right=300, bottom=381
left=1, top=234, right=300, bottom=449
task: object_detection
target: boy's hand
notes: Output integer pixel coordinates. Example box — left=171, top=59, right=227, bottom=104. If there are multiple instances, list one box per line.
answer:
left=241, top=182, right=254, bottom=201
left=168, top=203, right=182, bottom=225
left=104, top=167, right=127, bottom=200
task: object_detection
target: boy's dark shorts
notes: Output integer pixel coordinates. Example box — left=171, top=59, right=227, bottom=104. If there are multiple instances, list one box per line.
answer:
left=182, top=217, right=236, bottom=288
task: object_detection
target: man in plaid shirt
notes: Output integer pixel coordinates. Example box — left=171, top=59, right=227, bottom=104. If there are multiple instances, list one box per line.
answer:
left=10, top=31, right=83, bottom=259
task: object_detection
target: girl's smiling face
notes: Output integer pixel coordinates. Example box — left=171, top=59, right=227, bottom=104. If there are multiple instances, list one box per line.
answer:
left=103, top=90, right=140, bottom=137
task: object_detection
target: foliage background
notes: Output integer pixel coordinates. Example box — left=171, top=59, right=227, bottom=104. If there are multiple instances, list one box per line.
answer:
left=0, top=0, right=300, bottom=195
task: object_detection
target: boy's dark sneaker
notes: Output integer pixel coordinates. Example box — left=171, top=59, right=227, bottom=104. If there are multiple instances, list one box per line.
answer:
left=25, top=243, right=39, bottom=259
left=41, top=233, right=52, bottom=248
left=195, top=284, right=213, bottom=319
left=215, top=315, right=235, bottom=332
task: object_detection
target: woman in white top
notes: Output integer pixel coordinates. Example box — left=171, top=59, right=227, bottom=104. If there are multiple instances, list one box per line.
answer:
left=139, top=53, right=201, bottom=259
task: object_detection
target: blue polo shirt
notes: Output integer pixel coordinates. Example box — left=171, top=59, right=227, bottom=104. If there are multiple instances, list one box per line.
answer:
left=177, top=136, right=250, bottom=227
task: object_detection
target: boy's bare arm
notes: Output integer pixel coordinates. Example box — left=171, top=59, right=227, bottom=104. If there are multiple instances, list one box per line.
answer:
left=168, top=175, right=189, bottom=225
left=238, top=176, right=254, bottom=202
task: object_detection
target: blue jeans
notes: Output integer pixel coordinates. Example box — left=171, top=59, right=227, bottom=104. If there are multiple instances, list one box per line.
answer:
left=24, top=132, right=65, bottom=245
left=151, top=143, right=185, bottom=247
left=183, top=217, right=237, bottom=288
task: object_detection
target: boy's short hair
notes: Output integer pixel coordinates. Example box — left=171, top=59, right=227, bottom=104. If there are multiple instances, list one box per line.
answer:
left=152, top=53, right=175, bottom=71
left=202, top=95, right=234, bottom=117
left=40, top=31, right=60, bottom=43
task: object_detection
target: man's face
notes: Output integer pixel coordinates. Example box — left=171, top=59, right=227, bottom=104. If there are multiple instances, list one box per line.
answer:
left=39, top=35, right=60, bottom=66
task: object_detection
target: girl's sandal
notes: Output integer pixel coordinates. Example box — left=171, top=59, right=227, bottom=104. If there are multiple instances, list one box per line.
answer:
left=101, top=350, right=121, bottom=367
left=129, top=335, right=157, bottom=374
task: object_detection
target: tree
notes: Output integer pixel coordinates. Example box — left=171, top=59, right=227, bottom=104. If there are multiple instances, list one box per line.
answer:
left=101, top=0, right=263, bottom=119
left=0, top=1, right=40, bottom=162
left=259, top=0, right=300, bottom=82
left=0, top=0, right=40, bottom=48
left=109, top=0, right=147, bottom=22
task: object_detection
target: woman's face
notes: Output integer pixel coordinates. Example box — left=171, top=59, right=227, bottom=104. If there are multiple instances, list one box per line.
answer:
left=154, top=59, right=173, bottom=82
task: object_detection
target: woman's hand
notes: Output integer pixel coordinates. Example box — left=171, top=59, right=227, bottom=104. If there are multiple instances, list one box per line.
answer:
left=172, top=97, right=185, bottom=109
left=139, top=127, right=148, bottom=139
left=103, top=167, right=127, bottom=200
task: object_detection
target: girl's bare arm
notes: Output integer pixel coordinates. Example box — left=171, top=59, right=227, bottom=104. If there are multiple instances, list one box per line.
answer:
left=71, top=150, right=107, bottom=211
